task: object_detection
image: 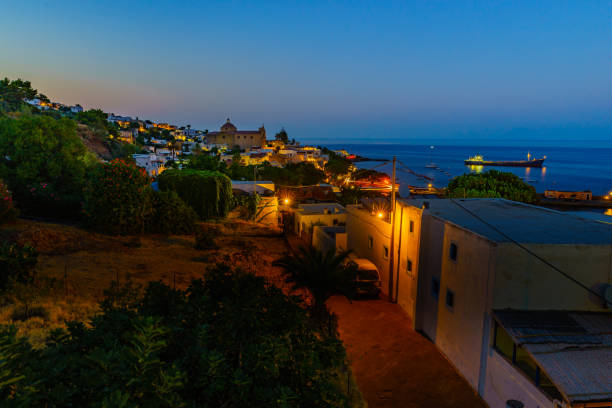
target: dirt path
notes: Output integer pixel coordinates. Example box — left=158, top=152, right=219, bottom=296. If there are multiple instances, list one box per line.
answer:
left=328, top=296, right=488, bottom=408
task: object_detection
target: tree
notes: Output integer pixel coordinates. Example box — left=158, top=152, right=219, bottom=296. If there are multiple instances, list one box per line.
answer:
left=446, top=170, right=538, bottom=204
left=0, top=116, right=93, bottom=201
left=274, top=246, right=357, bottom=321
left=83, top=159, right=152, bottom=234
left=0, top=78, right=38, bottom=112
left=325, top=156, right=352, bottom=179
left=274, top=127, right=289, bottom=144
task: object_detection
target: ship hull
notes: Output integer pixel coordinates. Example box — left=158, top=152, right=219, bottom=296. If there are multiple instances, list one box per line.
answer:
left=464, top=158, right=545, bottom=168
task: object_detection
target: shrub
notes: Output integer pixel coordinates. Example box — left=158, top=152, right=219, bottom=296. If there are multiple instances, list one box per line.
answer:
left=157, top=169, right=232, bottom=220
left=83, top=159, right=152, bottom=234
left=20, top=181, right=81, bottom=220
left=447, top=170, right=538, bottom=204
left=0, top=179, right=17, bottom=224
left=145, top=190, right=197, bottom=234
left=0, top=242, right=37, bottom=291
left=0, top=265, right=351, bottom=407
left=230, top=192, right=261, bottom=220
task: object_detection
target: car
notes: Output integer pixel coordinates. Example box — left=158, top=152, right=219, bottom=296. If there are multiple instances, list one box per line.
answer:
left=348, top=257, right=382, bottom=297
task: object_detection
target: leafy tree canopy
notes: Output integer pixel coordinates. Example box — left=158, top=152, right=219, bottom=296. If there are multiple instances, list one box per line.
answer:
left=0, top=115, right=93, bottom=199
left=446, top=170, right=538, bottom=204
left=0, top=78, right=38, bottom=112
left=275, top=127, right=289, bottom=144
left=0, top=265, right=351, bottom=407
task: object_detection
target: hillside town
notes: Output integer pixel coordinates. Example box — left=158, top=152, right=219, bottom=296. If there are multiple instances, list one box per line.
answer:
left=1, top=78, right=611, bottom=408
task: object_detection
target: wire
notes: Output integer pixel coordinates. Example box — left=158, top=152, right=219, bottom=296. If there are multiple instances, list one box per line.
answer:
left=448, top=198, right=611, bottom=307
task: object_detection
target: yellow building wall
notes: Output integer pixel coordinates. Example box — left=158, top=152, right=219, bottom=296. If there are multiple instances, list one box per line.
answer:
left=493, top=243, right=612, bottom=311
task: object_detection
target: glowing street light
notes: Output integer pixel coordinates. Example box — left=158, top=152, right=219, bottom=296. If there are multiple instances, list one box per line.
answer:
left=283, top=198, right=290, bottom=205
left=377, top=212, right=384, bottom=218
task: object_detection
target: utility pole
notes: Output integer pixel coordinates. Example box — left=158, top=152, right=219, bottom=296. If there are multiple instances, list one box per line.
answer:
left=253, top=165, right=257, bottom=195
left=388, top=156, right=397, bottom=302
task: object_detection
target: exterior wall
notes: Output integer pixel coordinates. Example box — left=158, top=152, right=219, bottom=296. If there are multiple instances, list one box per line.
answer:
left=434, top=222, right=496, bottom=390
left=207, top=130, right=266, bottom=149
left=392, top=203, right=423, bottom=322
left=493, top=243, right=612, bottom=311
left=345, top=205, right=392, bottom=295
left=483, top=351, right=552, bottom=408
left=257, top=196, right=278, bottom=226
left=295, top=213, right=346, bottom=236
left=415, top=214, right=445, bottom=340
left=312, top=226, right=336, bottom=253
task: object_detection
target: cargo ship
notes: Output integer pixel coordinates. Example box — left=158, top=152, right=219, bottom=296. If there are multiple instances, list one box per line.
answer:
left=464, top=152, right=545, bottom=168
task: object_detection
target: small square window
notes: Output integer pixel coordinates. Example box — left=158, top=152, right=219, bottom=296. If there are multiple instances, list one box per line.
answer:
left=383, top=246, right=389, bottom=260
left=431, top=277, right=440, bottom=300
left=407, top=259, right=412, bottom=273
left=409, top=220, right=414, bottom=233
left=446, top=290, right=454, bottom=309
left=368, top=236, right=373, bottom=249
left=449, top=243, right=458, bottom=261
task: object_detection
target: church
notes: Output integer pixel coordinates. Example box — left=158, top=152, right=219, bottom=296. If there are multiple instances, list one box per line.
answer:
left=206, top=119, right=266, bottom=150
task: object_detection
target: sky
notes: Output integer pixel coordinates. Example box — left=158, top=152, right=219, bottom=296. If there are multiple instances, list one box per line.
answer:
left=1, top=0, right=612, bottom=145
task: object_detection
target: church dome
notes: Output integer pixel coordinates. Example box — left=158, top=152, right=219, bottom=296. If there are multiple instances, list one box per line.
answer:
left=221, top=118, right=237, bottom=132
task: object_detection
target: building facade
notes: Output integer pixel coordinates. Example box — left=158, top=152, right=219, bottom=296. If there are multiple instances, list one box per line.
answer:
left=206, top=119, right=266, bottom=150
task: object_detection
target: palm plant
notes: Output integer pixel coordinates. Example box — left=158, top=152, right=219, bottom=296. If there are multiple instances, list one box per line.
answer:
left=274, top=246, right=357, bottom=322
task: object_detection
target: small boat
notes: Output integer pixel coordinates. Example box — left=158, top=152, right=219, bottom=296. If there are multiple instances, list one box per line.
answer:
left=464, top=152, right=545, bottom=168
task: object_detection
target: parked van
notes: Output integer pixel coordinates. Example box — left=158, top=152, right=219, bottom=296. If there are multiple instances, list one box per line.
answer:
left=347, top=256, right=382, bottom=297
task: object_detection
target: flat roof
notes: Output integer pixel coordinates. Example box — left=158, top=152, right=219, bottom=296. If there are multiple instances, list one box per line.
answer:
left=494, top=310, right=612, bottom=404
left=298, top=203, right=346, bottom=215
left=399, top=198, right=612, bottom=244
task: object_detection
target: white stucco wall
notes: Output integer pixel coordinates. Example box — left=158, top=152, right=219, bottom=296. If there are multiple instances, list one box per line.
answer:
left=434, top=222, right=496, bottom=390
left=483, top=351, right=552, bottom=408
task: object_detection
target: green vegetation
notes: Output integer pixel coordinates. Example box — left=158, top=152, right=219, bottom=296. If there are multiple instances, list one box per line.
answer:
left=0, top=115, right=95, bottom=219
left=447, top=170, right=538, bottom=204
left=0, top=265, right=352, bottom=407
left=0, top=180, right=18, bottom=224
left=275, top=127, right=289, bottom=144
left=0, top=78, right=39, bottom=112
left=146, top=190, right=198, bottom=234
left=83, top=159, right=152, bottom=234
left=157, top=169, right=233, bottom=220
left=325, top=154, right=352, bottom=179
left=0, top=242, right=37, bottom=291
left=74, top=109, right=119, bottom=138
left=274, top=247, right=357, bottom=322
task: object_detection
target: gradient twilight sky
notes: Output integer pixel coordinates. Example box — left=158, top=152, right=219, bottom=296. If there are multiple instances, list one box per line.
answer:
left=2, top=1, right=612, bottom=145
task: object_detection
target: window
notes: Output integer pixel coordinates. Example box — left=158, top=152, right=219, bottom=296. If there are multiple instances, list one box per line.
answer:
left=368, top=236, right=373, bottom=249
left=445, top=289, right=454, bottom=309
left=409, top=220, right=414, bottom=233
left=493, top=321, right=563, bottom=401
left=406, top=259, right=412, bottom=273
left=431, top=277, right=440, bottom=300
left=449, top=243, right=458, bottom=261
left=383, top=245, right=389, bottom=260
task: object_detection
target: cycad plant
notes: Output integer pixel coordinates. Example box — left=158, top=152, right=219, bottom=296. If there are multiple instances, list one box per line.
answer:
left=274, top=246, right=357, bottom=322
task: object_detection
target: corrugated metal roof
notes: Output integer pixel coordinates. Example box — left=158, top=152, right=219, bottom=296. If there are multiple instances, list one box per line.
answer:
left=494, top=310, right=612, bottom=404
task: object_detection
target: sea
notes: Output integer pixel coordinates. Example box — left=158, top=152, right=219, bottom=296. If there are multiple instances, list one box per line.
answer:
left=324, top=144, right=612, bottom=200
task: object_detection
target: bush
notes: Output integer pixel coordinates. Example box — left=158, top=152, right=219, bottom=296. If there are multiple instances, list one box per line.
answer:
left=145, top=190, right=197, bottom=234
left=0, top=242, right=37, bottom=291
left=0, top=116, right=93, bottom=218
left=0, top=179, right=17, bottom=224
left=230, top=192, right=261, bottom=220
left=157, top=169, right=232, bottom=220
left=0, top=265, right=352, bottom=407
left=20, top=181, right=81, bottom=220
left=447, top=170, right=538, bottom=204
left=83, top=159, right=152, bottom=234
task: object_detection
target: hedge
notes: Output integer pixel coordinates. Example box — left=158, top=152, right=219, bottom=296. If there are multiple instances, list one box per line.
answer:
left=157, top=169, right=232, bottom=220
